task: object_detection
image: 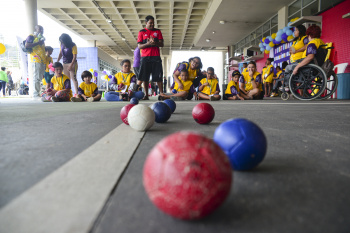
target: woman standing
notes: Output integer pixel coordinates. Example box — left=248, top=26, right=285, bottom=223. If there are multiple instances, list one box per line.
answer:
left=57, top=33, right=78, bottom=95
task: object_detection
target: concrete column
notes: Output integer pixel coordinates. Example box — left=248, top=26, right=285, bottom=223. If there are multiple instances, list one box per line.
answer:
left=278, top=6, right=288, bottom=30
left=24, top=0, right=38, bottom=36
left=163, top=56, right=168, bottom=79
left=87, top=40, right=97, bottom=47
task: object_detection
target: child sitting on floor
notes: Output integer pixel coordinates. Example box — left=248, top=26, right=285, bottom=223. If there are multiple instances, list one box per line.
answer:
left=41, top=62, right=72, bottom=102
left=198, top=67, right=221, bottom=101
left=224, top=71, right=249, bottom=100
left=71, top=71, right=101, bottom=102
left=105, top=59, right=139, bottom=101
left=158, top=69, right=194, bottom=101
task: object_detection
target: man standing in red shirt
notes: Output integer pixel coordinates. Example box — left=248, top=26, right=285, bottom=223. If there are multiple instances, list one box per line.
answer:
left=137, top=15, right=164, bottom=100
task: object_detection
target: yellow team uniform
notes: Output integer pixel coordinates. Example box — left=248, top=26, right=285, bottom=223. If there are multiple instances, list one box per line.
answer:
left=42, top=78, right=47, bottom=86
left=173, top=64, right=198, bottom=90
left=242, top=68, right=248, bottom=74
left=275, top=70, right=282, bottom=79
left=225, top=80, right=240, bottom=95
left=290, top=36, right=308, bottom=63
left=302, top=38, right=325, bottom=59
left=29, top=35, right=46, bottom=63
left=114, top=72, right=135, bottom=92
left=174, top=78, right=193, bottom=93
left=200, top=78, right=219, bottom=95
left=242, top=71, right=263, bottom=92
left=45, top=56, right=53, bottom=72
left=79, top=82, right=98, bottom=97
left=262, top=65, right=274, bottom=83
left=51, top=74, right=72, bottom=98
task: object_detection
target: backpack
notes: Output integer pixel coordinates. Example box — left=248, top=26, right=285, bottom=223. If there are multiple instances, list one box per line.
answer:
left=20, top=40, right=32, bottom=53
left=321, top=59, right=335, bottom=77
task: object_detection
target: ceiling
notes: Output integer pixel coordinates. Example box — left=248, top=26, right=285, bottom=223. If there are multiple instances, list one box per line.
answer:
left=37, top=0, right=295, bottom=60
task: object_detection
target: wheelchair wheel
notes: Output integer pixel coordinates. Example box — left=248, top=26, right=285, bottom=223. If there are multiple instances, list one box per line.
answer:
left=289, top=64, right=327, bottom=101
left=318, top=71, right=338, bottom=100
left=281, top=92, right=289, bottom=101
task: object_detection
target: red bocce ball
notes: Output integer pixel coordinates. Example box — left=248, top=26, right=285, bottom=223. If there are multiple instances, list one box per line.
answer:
left=192, top=103, right=215, bottom=124
left=120, top=104, right=135, bottom=125
left=143, top=131, right=232, bottom=220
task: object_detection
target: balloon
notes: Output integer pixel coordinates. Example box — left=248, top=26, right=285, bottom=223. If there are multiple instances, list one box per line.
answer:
left=0, top=43, right=6, bottom=55
left=50, top=67, right=55, bottom=72
left=281, top=33, right=288, bottom=41
left=108, top=75, right=113, bottom=80
left=271, top=33, right=276, bottom=39
left=273, top=39, right=278, bottom=45
left=265, top=50, right=270, bottom=54
left=94, top=71, right=98, bottom=77
left=260, top=47, right=265, bottom=52
left=287, top=35, right=294, bottom=41
left=262, top=37, right=266, bottom=42
left=275, top=35, right=282, bottom=42
left=264, top=38, right=270, bottom=44
left=277, top=30, right=283, bottom=36
left=89, top=68, right=94, bottom=73
left=102, top=71, right=107, bottom=74
left=265, top=45, right=271, bottom=51
left=286, top=30, right=293, bottom=36
left=269, top=41, right=274, bottom=47
left=287, top=22, right=292, bottom=26
left=283, top=27, right=289, bottom=33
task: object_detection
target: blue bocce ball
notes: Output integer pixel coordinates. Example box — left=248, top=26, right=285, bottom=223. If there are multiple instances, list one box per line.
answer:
left=149, top=102, right=172, bottom=123
left=163, top=99, right=176, bottom=113
left=213, top=118, right=267, bottom=170
left=130, top=97, right=139, bottom=105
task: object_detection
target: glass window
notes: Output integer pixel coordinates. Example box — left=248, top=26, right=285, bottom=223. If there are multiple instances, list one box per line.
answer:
left=288, top=11, right=301, bottom=21
left=256, top=26, right=263, bottom=35
left=302, top=0, right=319, bottom=16
left=271, top=25, right=278, bottom=34
left=263, top=21, right=270, bottom=32
left=303, top=0, right=315, bottom=7
left=320, top=0, right=343, bottom=11
left=263, top=31, right=270, bottom=38
left=271, top=15, right=278, bottom=27
left=289, top=0, right=301, bottom=16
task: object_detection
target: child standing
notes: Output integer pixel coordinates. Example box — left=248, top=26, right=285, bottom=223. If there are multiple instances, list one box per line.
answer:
left=71, top=71, right=101, bottom=102
left=105, top=59, right=138, bottom=101
left=198, top=67, right=221, bottom=101
left=225, top=71, right=250, bottom=100
left=41, top=62, right=72, bottom=102
left=159, top=69, right=194, bottom=101
left=262, top=58, right=274, bottom=97
left=44, top=46, right=54, bottom=90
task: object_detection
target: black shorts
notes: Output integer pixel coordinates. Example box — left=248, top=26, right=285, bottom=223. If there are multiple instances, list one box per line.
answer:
left=138, top=57, right=163, bottom=82
left=224, top=94, right=234, bottom=98
left=134, top=66, right=140, bottom=80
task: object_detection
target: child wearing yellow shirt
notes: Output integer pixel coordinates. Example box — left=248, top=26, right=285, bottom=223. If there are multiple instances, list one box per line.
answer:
left=198, top=67, right=221, bottom=101
left=41, top=62, right=72, bottom=102
left=159, top=69, right=194, bottom=101
left=44, top=46, right=54, bottom=90
left=71, top=71, right=101, bottom=102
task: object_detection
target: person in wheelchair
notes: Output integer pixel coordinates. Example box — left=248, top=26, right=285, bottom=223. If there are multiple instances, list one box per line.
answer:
left=284, top=25, right=324, bottom=85
left=271, top=61, right=289, bottom=96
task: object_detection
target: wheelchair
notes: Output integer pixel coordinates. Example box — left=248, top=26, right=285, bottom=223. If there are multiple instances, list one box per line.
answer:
left=280, top=44, right=337, bottom=101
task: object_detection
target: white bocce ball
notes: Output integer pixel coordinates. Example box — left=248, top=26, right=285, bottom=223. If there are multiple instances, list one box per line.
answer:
left=128, top=104, right=155, bottom=131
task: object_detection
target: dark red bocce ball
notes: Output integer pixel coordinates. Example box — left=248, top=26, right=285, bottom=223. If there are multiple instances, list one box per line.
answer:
left=120, top=104, right=135, bottom=125
left=143, top=131, right=232, bottom=220
left=192, top=103, right=215, bottom=124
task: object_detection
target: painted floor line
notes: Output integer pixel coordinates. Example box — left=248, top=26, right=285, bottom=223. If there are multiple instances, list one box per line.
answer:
left=0, top=124, right=144, bottom=233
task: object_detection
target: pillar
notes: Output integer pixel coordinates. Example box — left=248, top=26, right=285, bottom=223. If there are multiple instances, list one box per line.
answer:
left=278, top=6, right=288, bottom=30
left=24, top=0, right=38, bottom=36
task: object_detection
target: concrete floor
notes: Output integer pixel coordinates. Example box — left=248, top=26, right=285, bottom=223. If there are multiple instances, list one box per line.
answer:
left=0, top=97, right=350, bottom=233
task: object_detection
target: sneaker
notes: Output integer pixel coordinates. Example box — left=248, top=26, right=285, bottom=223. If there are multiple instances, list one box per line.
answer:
left=41, top=96, right=51, bottom=102
left=51, top=96, right=59, bottom=102
left=170, top=96, right=184, bottom=101
left=87, top=97, right=94, bottom=102
left=73, top=94, right=78, bottom=98
left=71, top=96, right=82, bottom=102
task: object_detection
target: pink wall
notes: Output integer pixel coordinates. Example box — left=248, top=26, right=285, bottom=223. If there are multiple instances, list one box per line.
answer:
left=320, top=0, right=350, bottom=73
